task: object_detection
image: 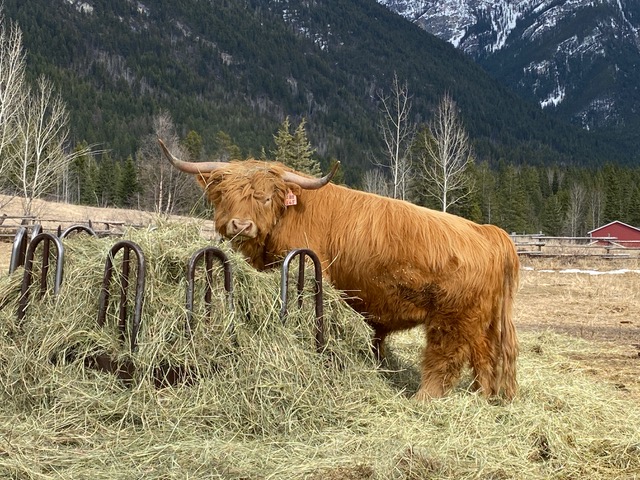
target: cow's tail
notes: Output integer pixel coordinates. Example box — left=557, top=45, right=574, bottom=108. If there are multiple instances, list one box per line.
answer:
left=498, top=241, right=520, bottom=400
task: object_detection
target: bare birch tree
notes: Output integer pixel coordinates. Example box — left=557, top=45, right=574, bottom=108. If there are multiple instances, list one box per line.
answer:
left=418, top=93, right=475, bottom=212
left=0, top=15, right=27, bottom=197
left=362, top=168, right=391, bottom=197
left=587, top=187, right=604, bottom=232
left=564, top=182, right=586, bottom=237
left=10, top=76, right=90, bottom=215
left=376, top=73, right=415, bottom=200
left=137, top=112, right=196, bottom=215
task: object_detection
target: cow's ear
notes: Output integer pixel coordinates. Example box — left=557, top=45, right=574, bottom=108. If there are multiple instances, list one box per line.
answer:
left=284, top=183, right=302, bottom=196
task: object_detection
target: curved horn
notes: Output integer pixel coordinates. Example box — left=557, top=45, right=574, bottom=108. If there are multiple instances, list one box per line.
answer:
left=281, top=161, right=340, bottom=190
left=158, top=138, right=227, bottom=174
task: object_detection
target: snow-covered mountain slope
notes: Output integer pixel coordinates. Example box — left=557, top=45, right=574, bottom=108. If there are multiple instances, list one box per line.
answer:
left=379, top=0, right=640, bottom=133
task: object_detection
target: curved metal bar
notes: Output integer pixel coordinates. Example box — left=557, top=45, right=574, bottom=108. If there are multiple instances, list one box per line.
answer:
left=17, top=233, right=65, bottom=321
left=186, top=247, right=234, bottom=335
left=9, top=227, right=28, bottom=274
left=97, top=241, right=146, bottom=352
left=60, top=224, right=97, bottom=239
left=280, top=248, right=325, bottom=352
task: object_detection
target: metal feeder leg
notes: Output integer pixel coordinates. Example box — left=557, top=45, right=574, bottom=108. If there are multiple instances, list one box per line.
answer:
left=280, top=248, right=325, bottom=352
left=17, top=233, right=65, bottom=321
left=186, top=246, right=234, bottom=336
left=97, top=240, right=146, bottom=352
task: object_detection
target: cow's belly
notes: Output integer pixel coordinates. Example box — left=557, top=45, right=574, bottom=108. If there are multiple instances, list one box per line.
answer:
left=333, top=274, right=433, bottom=332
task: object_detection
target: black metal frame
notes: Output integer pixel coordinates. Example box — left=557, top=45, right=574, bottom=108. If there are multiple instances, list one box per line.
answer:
left=186, top=246, right=234, bottom=335
left=60, top=224, right=97, bottom=239
left=280, top=248, right=325, bottom=352
left=97, top=241, right=146, bottom=352
left=17, top=233, right=65, bottom=321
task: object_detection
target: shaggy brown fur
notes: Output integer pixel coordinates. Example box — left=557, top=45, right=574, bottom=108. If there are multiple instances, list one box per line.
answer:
left=194, top=160, right=519, bottom=400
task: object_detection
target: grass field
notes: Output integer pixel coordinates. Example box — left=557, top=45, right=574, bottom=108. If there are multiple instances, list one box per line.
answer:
left=1, top=197, right=639, bottom=478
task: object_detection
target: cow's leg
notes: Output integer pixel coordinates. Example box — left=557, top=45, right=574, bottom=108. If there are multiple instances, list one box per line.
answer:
left=469, top=332, right=499, bottom=397
left=468, top=305, right=503, bottom=396
left=371, top=324, right=388, bottom=363
left=414, top=320, right=469, bottom=400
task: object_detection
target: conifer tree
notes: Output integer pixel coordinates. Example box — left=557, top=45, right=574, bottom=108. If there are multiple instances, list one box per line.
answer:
left=183, top=130, right=203, bottom=161
left=272, top=117, right=293, bottom=165
left=272, top=117, right=321, bottom=176
left=214, top=131, right=242, bottom=161
left=473, top=161, right=497, bottom=224
left=291, top=119, right=321, bottom=176
left=95, top=153, right=120, bottom=207
left=602, top=164, right=623, bottom=223
left=542, top=194, right=565, bottom=236
left=495, top=163, right=528, bottom=234
left=118, top=155, right=139, bottom=207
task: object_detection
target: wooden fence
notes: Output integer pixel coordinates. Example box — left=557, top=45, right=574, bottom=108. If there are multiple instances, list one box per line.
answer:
left=0, top=214, right=137, bottom=239
left=511, top=233, right=640, bottom=259
left=0, top=213, right=217, bottom=243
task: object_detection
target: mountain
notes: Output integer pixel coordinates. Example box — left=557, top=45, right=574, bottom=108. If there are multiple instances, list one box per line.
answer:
left=3, top=0, right=636, bottom=183
left=378, top=0, right=640, bottom=143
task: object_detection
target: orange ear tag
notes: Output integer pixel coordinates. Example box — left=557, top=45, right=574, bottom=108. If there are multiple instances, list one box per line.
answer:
left=284, top=190, right=298, bottom=206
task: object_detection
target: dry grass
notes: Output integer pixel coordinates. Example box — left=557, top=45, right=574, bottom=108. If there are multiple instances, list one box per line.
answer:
left=517, top=255, right=640, bottom=400
left=1, top=220, right=639, bottom=479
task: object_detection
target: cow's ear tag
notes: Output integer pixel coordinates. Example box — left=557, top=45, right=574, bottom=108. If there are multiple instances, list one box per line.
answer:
left=285, top=190, right=297, bottom=206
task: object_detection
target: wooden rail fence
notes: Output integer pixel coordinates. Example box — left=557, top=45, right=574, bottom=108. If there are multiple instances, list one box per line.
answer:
left=0, top=214, right=139, bottom=239
left=511, top=234, right=640, bottom=259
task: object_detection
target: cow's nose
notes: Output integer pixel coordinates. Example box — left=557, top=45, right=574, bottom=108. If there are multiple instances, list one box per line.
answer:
left=229, top=219, right=255, bottom=235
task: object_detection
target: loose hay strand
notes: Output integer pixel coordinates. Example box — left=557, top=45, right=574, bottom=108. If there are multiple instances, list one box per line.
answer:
left=0, top=221, right=639, bottom=479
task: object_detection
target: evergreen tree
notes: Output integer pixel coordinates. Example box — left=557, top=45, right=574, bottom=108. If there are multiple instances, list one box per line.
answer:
left=542, top=194, right=565, bottom=236
left=520, top=165, right=544, bottom=232
left=118, top=155, right=140, bottom=207
left=629, top=182, right=640, bottom=227
left=494, top=163, right=528, bottom=233
left=473, top=161, right=497, bottom=224
left=214, top=131, right=242, bottom=161
left=272, top=117, right=294, bottom=165
left=602, top=164, right=623, bottom=223
left=183, top=130, right=203, bottom=161
left=272, top=117, right=321, bottom=175
left=95, top=153, right=120, bottom=207
left=71, top=152, right=99, bottom=206
left=291, top=118, right=321, bottom=176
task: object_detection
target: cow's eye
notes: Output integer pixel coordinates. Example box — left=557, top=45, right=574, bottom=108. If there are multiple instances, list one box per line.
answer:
left=254, top=193, right=271, bottom=205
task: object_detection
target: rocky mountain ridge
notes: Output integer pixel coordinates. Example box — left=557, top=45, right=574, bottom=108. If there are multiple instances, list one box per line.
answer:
left=379, top=0, right=640, bottom=134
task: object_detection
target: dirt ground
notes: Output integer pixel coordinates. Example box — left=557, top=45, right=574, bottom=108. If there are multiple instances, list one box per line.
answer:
left=517, top=255, right=640, bottom=398
left=2, top=196, right=639, bottom=398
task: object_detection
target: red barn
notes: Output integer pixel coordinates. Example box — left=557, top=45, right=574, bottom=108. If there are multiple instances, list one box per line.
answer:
left=588, top=221, right=640, bottom=248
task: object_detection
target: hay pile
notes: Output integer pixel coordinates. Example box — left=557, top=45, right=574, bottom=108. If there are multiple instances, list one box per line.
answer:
left=1, top=222, right=639, bottom=479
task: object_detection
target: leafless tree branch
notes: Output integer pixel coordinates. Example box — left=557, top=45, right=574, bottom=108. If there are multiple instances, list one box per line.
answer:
left=418, top=93, right=475, bottom=212
left=375, top=73, right=415, bottom=200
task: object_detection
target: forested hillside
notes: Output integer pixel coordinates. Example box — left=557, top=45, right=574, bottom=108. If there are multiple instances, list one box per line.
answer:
left=2, top=0, right=640, bottom=236
left=5, top=0, right=632, bottom=177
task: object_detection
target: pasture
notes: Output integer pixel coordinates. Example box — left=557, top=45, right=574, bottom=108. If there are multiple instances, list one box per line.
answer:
left=0, top=204, right=639, bottom=478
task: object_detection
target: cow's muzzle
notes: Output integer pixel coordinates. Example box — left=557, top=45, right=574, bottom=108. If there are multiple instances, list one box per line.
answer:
left=226, top=219, right=258, bottom=239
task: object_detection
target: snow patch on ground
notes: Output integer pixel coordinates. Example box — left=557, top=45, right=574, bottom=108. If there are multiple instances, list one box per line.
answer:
left=523, top=266, right=640, bottom=275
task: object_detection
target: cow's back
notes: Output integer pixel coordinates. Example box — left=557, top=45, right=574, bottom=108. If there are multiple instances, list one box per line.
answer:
left=271, top=185, right=512, bottom=326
